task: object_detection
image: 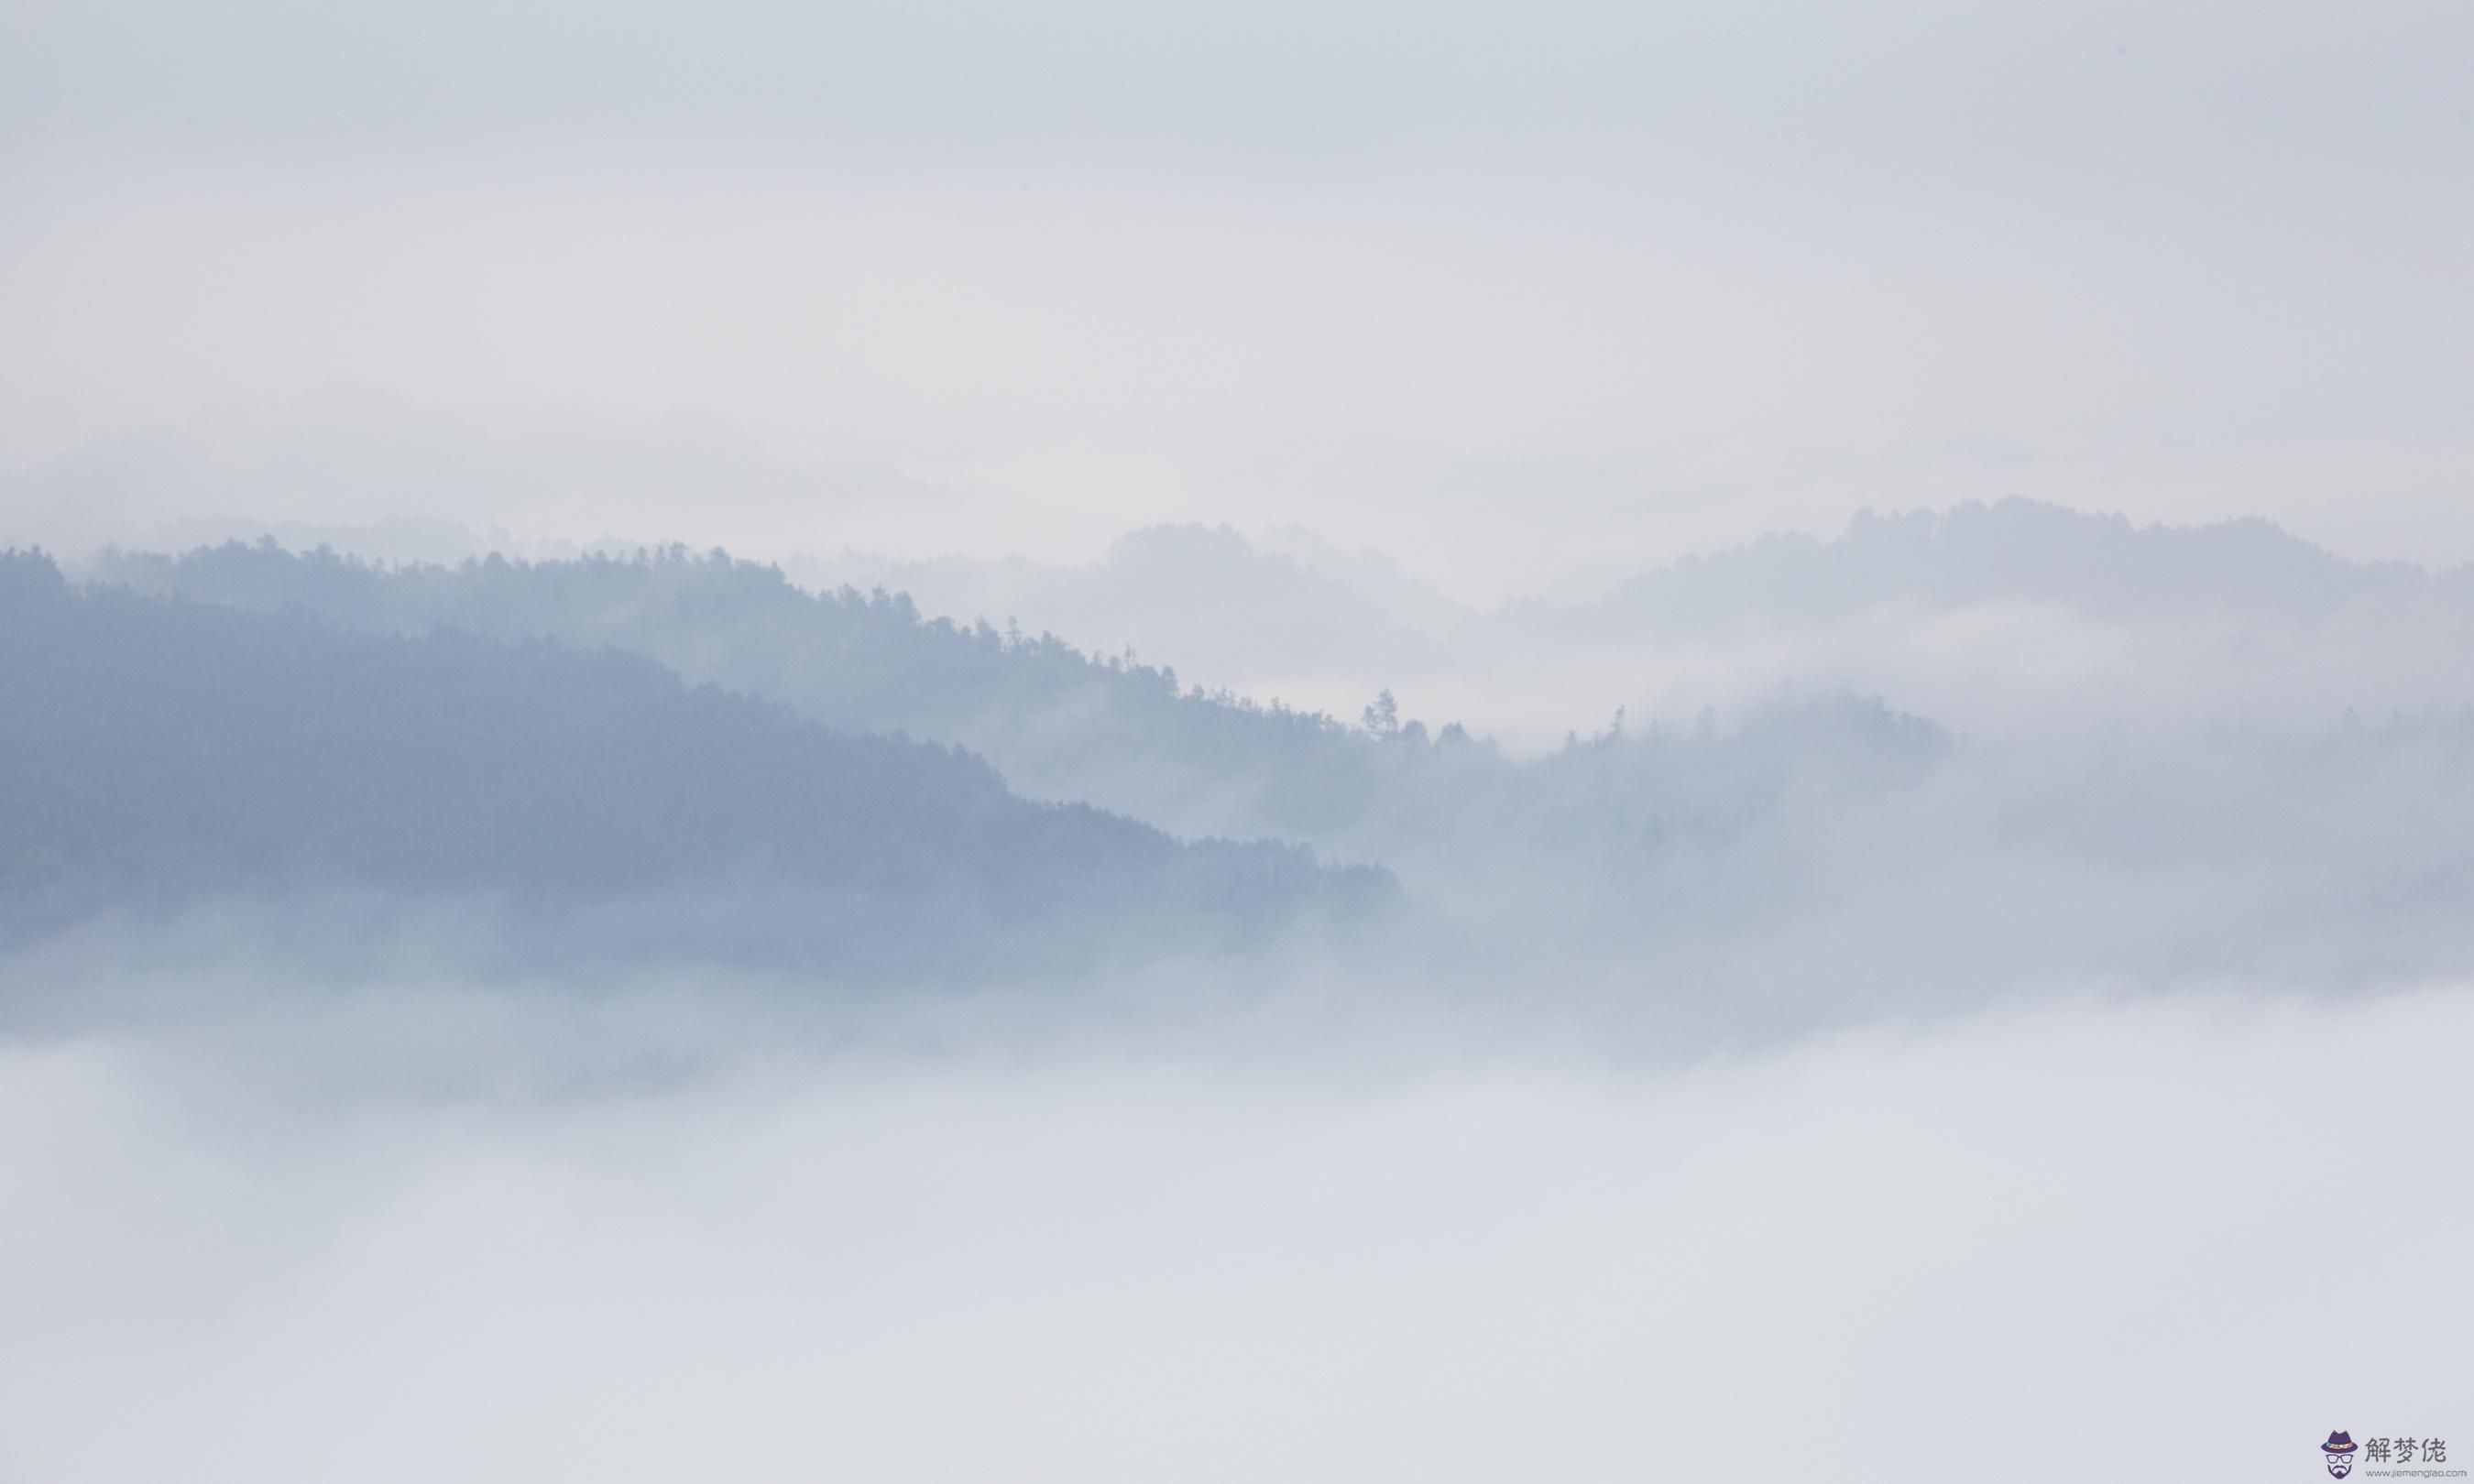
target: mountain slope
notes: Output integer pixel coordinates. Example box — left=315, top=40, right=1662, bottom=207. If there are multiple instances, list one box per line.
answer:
left=0, top=552, right=1388, bottom=969
left=90, top=538, right=1415, bottom=841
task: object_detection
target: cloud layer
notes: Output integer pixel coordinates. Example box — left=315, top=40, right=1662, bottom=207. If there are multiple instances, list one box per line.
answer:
left=3, top=979, right=2463, bottom=1482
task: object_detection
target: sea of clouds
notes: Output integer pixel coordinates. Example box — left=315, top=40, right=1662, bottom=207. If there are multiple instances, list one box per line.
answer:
left=3, top=966, right=2464, bottom=1483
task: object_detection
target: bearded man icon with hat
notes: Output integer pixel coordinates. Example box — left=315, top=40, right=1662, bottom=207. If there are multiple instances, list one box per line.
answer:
left=2324, top=1432, right=2359, bottom=1478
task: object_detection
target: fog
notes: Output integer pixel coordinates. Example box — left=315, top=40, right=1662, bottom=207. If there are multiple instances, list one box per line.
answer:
left=12, top=511, right=2471, bottom=1479
left=781, top=502, right=2474, bottom=751
left=27, top=518, right=2474, bottom=1004
left=10, top=0, right=2473, bottom=1471
left=4, top=977, right=2465, bottom=1483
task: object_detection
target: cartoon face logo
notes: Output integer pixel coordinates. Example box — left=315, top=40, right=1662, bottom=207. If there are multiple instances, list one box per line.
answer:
left=2324, top=1432, right=2359, bottom=1478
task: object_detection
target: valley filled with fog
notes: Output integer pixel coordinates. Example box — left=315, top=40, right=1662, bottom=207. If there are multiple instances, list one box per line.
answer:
left=7, top=984, right=2467, bottom=1481
left=6, top=501, right=2473, bottom=1480
left=10, top=0, right=2473, bottom=1469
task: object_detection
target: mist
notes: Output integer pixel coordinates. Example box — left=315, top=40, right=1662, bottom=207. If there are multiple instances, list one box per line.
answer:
left=10, top=0, right=2474, bottom=1472
left=4, top=975, right=2465, bottom=1483
left=14, top=518, right=2471, bottom=1482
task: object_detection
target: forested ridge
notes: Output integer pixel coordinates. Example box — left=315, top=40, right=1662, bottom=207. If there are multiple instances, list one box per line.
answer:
left=91, top=539, right=1949, bottom=868
left=0, top=551, right=1389, bottom=969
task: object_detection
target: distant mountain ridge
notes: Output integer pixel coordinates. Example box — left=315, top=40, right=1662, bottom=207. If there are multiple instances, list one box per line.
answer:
left=1509, top=497, right=2453, bottom=638
left=788, top=521, right=1457, bottom=684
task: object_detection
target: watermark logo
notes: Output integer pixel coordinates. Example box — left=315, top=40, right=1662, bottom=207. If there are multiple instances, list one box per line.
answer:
left=2322, top=1430, right=2458, bottom=1477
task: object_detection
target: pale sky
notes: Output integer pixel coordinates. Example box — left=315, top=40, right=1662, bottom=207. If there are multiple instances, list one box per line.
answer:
left=4, top=0, right=2469, bottom=601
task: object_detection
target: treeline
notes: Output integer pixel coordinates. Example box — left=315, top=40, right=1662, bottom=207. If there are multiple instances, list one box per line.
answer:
left=0, top=551, right=1390, bottom=972
left=90, top=540, right=1949, bottom=877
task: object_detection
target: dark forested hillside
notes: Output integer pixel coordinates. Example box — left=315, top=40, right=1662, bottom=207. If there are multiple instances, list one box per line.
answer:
left=92, top=537, right=1432, bottom=844
left=0, top=552, right=1387, bottom=970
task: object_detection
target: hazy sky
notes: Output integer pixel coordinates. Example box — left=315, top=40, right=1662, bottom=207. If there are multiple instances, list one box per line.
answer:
left=5, top=0, right=2469, bottom=598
